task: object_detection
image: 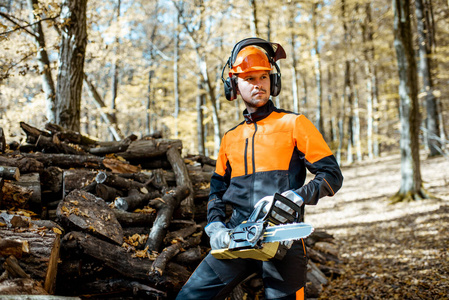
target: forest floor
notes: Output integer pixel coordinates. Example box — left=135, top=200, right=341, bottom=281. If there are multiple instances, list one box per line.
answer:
left=306, top=152, right=449, bottom=300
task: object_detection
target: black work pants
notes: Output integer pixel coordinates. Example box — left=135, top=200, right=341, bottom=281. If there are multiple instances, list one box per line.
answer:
left=175, top=240, right=307, bottom=300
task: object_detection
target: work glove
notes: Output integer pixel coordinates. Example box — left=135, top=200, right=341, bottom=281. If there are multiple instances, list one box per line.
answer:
left=255, top=190, right=304, bottom=224
left=205, top=222, right=232, bottom=250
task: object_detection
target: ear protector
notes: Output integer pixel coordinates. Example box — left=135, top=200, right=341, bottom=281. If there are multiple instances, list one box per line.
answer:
left=221, top=37, right=287, bottom=101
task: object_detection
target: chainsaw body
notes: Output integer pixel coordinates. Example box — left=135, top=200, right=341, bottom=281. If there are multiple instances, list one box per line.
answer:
left=211, top=193, right=314, bottom=261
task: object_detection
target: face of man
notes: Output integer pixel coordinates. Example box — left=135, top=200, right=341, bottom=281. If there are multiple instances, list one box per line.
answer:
left=236, top=70, right=271, bottom=113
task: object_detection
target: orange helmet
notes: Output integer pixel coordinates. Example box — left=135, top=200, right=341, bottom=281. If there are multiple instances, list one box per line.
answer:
left=230, top=46, right=272, bottom=74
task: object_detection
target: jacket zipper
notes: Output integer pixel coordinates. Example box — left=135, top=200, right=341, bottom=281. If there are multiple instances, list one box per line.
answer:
left=250, top=123, right=258, bottom=203
left=244, top=138, right=248, bottom=175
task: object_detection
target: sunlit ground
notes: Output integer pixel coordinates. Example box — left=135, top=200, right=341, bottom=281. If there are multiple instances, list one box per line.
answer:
left=306, top=153, right=449, bottom=300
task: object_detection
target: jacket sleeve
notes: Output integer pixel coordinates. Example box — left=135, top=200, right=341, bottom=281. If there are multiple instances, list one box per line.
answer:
left=207, top=134, right=231, bottom=224
left=292, top=115, right=343, bottom=205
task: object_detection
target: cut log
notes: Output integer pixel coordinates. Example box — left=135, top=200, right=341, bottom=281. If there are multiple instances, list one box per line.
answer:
left=0, top=155, right=44, bottom=174
left=60, top=278, right=166, bottom=299
left=102, top=157, right=141, bottom=174
left=3, top=255, right=30, bottom=278
left=112, top=209, right=156, bottom=227
left=166, top=147, right=195, bottom=219
left=35, top=135, right=86, bottom=155
left=40, top=166, right=63, bottom=194
left=149, top=235, right=201, bottom=280
left=45, top=123, right=98, bottom=146
left=145, top=185, right=190, bottom=253
left=114, top=189, right=161, bottom=212
left=174, top=246, right=203, bottom=265
left=0, top=237, right=30, bottom=258
left=95, top=183, right=121, bottom=202
left=61, top=231, right=152, bottom=282
left=15, top=173, right=41, bottom=209
left=0, top=166, right=20, bottom=181
left=20, top=121, right=51, bottom=144
left=0, top=278, right=49, bottom=296
left=307, top=260, right=328, bottom=288
left=115, top=138, right=183, bottom=160
left=164, top=224, right=202, bottom=244
left=19, top=153, right=138, bottom=174
left=1, top=180, right=33, bottom=209
left=20, top=153, right=103, bottom=169
left=56, top=189, right=124, bottom=245
left=0, top=217, right=62, bottom=294
left=95, top=171, right=150, bottom=191
left=88, top=134, right=137, bottom=156
left=164, top=167, right=213, bottom=185
left=62, top=169, right=97, bottom=197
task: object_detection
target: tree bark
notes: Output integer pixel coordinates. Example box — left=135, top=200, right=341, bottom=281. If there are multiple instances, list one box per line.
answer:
left=166, top=147, right=195, bottom=218
left=55, top=0, right=87, bottom=132
left=312, top=3, right=324, bottom=136
left=0, top=165, right=20, bottom=180
left=0, top=218, right=61, bottom=294
left=392, top=0, right=426, bottom=201
left=415, top=0, right=441, bottom=156
left=145, top=185, right=190, bottom=253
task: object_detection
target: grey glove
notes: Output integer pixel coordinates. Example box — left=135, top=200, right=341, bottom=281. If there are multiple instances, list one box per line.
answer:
left=205, top=222, right=231, bottom=250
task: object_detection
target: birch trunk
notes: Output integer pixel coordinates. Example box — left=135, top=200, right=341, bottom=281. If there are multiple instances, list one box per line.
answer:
left=392, top=0, right=426, bottom=201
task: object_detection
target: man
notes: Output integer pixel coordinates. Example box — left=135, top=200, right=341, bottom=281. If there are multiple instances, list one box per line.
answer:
left=176, top=37, right=343, bottom=300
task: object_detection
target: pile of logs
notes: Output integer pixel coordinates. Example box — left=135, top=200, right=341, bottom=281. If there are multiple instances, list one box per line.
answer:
left=0, top=122, right=342, bottom=299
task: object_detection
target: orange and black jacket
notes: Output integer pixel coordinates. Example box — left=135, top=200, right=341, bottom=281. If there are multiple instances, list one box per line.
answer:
left=207, top=100, right=343, bottom=228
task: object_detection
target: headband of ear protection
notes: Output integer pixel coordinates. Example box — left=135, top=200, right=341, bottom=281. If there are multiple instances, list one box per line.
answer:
left=221, top=37, right=287, bottom=101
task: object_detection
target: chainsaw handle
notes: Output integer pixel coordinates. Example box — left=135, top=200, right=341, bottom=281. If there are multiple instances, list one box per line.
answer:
left=266, top=193, right=302, bottom=225
left=248, top=198, right=270, bottom=222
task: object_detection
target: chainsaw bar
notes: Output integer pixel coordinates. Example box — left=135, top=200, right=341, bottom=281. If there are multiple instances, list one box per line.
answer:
left=262, top=223, right=314, bottom=243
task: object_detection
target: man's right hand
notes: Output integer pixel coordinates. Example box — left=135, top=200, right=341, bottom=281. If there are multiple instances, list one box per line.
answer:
left=205, top=222, right=231, bottom=250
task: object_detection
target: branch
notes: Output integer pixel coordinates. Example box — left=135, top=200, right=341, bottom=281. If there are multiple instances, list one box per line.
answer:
left=0, top=11, right=36, bottom=37
left=0, top=12, right=59, bottom=38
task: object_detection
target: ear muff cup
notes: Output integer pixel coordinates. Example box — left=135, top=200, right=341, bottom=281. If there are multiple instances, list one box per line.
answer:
left=270, top=73, right=281, bottom=97
left=224, top=76, right=238, bottom=101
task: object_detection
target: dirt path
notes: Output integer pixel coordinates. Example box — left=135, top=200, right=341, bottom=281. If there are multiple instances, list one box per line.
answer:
left=306, top=153, right=449, bottom=299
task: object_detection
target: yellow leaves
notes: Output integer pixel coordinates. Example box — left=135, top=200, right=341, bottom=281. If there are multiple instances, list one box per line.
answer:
left=123, top=233, right=147, bottom=247
left=52, top=227, right=63, bottom=235
left=133, top=206, right=155, bottom=214
left=61, top=204, right=89, bottom=218
left=69, top=200, right=79, bottom=206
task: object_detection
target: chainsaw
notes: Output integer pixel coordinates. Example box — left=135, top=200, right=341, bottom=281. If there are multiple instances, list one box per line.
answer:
left=211, top=193, right=314, bottom=261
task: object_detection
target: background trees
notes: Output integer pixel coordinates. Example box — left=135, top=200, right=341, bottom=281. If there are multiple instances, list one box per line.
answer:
left=1, top=0, right=448, bottom=164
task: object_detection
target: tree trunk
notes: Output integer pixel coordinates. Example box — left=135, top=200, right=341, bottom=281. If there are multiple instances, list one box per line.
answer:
left=248, top=0, right=260, bottom=37
left=26, top=0, right=56, bottom=123
left=352, top=69, right=362, bottom=162
left=196, top=78, right=205, bottom=156
left=173, top=13, right=180, bottom=138
left=109, top=0, right=121, bottom=140
left=83, top=74, right=123, bottom=140
left=392, top=0, right=427, bottom=202
left=312, top=3, right=324, bottom=136
left=55, top=0, right=87, bottom=132
left=415, top=0, right=441, bottom=156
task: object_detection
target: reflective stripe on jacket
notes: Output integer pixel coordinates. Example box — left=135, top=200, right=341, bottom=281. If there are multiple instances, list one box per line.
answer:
left=207, top=100, right=343, bottom=228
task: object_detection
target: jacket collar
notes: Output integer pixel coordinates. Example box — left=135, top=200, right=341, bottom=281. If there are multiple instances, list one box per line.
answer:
left=243, top=100, right=275, bottom=124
